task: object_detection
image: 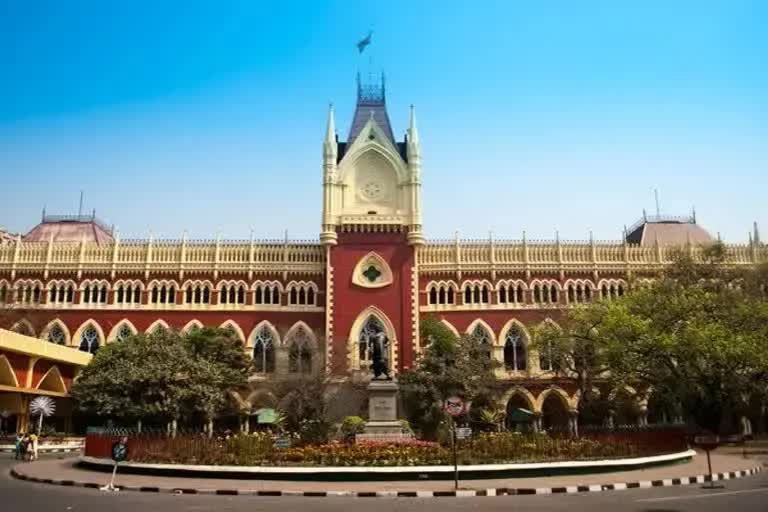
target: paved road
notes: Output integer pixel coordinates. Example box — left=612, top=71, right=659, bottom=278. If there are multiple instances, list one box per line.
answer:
left=2, top=454, right=767, bottom=511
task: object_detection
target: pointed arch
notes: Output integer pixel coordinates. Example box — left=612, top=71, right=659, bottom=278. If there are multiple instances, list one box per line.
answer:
left=536, top=318, right=561, bottom=372
left=72, top=319, right=105, bottom=353
left=499, top=318, right=530, bottom=372
left=347, top=306, right=398, bottom=372
left=246, top=320, right=281, bottom=348
left=537, top=386, right=576, bottom=413
left=145, top=319, right=171, bottom=334
left=218, top=320, right=245, bottom=344
left=72, top=319, right=106, bottom=346
left=439, top=319, right=460, bottom=338
left=0, top=354, right=20, bottom=388
left=40, top=319, right=71, bottom=346
left=465, top=318, right=497, bottom=345
left=107, top=319, right=139, bottom=343
left=10, top=319, right=36, bottom=337
left=352, top=252, right=394, bottom=289
left=249, top=321, right=278, bottom=374
left=500, top=385, right=537, bottom=412
left=284, top=321, right=318, bottom=375
left=36, top=365, right=67, bottom=394
left=497, top=319, right=531, bottom=348
left=246, top=389, right=278, bottom=409
left=182, top=319, right=204, bottom=333
left=339, top=140, right=409, bottom=185
left=283, top=321, right=318, bottom=349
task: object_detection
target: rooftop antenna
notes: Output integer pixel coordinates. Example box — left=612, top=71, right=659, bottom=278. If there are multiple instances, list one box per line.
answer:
left=78, top=191, right=84, bottom=218
left=654, top=188, right=660, bottom=218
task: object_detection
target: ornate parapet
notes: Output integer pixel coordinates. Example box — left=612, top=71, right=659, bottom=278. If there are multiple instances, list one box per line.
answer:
left=418, top=238, right=765, bottom=275
left=0, top=239, right=325, bottom=278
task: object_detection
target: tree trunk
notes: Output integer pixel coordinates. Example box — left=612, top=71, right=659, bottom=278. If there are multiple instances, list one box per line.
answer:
left=207, top=418, right=214, bottom=438
left=137, top=419, right=142, bottom=433
left=171, top=418, right=177, bottom=438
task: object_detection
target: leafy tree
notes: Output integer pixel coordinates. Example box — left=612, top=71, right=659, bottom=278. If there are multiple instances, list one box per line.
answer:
left=71, top=329, right=196, bottom=432
left=534, top=243, right=768, bottom=433
left=71, top=327, right=253, bottom=435
left=183, top=327, right=252, bottom=435
left=399, top=316, right=499, bottom=439
left=271, top=373, right=331, bottom=444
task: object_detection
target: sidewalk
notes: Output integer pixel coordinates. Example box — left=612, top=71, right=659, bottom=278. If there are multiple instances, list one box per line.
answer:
left=9, top=449, right=765, bottom=497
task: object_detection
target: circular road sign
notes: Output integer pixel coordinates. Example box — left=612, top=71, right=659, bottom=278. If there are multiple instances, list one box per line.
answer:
left=443, top=396, right=466, bottom=417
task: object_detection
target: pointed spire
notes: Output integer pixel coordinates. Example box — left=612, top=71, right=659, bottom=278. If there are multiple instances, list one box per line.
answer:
left=325, top=103, right=336, bottom=143
left=408, top=104, right=420, bottom=145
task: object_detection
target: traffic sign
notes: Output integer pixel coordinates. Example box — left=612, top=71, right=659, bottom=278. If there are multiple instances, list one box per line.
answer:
left=694, top=435, right=719, bottom=451
left=443, top=396, right=467, bottom=417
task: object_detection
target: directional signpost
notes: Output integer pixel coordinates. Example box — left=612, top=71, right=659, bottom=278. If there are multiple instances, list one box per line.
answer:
left=443, top=396, right=469, bottom=490
left=693, top=434, right=723, bottom=489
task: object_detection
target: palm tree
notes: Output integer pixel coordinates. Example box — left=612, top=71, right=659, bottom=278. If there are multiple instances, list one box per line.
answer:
left=479, top=407, right=506, bottom=432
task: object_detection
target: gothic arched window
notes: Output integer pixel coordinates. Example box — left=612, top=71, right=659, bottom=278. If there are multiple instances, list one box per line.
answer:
left=288, top=327, right=313, bottom=374
left=252, top=326, right=276, bottom=374
left=79, top=326, right=101, bottom=354
left=116, top=324, right=134, bottom=342
left=504, top=328, right=527, bottom=371
left=539, top=339, right=555, bottom=372
left=47, top=324, right=66, bottom=345
left=470, top=323, right=493, bottom=358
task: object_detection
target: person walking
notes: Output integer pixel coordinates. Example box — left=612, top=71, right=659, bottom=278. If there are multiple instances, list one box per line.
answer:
left=21, top=434, right=31, bottom=461
left=29, top=433, right=39, bottom=461
left=14, top=433, right=24, bottom=460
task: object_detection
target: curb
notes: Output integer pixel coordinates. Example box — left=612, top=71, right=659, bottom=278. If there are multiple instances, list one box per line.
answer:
left=1, top=448, right=81, bottom=454
left=9, top=465, right=763, bottom=498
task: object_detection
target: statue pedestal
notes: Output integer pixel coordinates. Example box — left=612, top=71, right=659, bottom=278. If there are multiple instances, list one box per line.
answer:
left=362, top=380, right=402, bottom=436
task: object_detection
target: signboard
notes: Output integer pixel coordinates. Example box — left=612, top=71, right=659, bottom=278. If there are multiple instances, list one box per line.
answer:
left=456, top=427, right=472, bottom=440
left=693, top=435, right=719, bottom=451
left=274, top=436, right=292, bottom=449
left=443, top=396, right=467, bottom=417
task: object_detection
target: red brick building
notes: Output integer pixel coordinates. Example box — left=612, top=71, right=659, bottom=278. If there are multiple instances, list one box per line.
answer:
left=1, top=76, right=765, bottom=432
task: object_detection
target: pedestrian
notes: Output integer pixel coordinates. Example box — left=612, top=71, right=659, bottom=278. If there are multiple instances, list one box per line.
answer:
left=14, top=432, right=24, bottom=460
left=29, top=433, right=39, bottom=461
left=21, top=434, right=30, bottom=461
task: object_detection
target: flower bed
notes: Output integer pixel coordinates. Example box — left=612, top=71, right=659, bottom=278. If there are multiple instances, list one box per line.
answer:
left=85, top=429, right=687, bottom=467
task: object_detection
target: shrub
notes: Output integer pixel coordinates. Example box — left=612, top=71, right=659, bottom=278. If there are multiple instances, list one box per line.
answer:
left=340, top=416, right=367, bottom=441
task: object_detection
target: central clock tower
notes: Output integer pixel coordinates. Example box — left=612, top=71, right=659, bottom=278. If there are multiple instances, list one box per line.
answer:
left=320, top=74, right=423, bottom=377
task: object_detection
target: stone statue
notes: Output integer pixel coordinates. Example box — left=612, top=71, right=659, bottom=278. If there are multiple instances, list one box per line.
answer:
left=369, top=332, right=391, bottom=379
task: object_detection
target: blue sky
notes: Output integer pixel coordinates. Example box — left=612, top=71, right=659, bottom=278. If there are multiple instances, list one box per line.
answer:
left=1, top=1, right=765, bottom=241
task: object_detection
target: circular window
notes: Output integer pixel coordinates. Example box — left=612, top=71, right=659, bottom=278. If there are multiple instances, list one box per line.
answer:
left=361, top=181, right=383, bottom=200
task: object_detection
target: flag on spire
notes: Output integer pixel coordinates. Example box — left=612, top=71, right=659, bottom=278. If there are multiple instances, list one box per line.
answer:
left=356, top=31, right=372, bottom=53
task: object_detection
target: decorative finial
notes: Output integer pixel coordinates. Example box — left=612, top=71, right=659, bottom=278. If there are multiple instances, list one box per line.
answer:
left=325, top=103, right=336, bottom=143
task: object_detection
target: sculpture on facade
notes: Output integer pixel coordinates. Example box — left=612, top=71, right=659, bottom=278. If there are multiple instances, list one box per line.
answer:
left=369, top=331, right=391, bottom=379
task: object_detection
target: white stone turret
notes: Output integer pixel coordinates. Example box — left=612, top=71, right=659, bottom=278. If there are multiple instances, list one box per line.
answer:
left=405, top=105, right=424, bottom=245
left=321, top=104, right=339, bottom=245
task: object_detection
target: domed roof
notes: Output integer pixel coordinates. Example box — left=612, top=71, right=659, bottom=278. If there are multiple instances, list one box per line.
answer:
left=23, top=214, right=114, bottom=244
left=625, top=214, right=712, bottom=246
